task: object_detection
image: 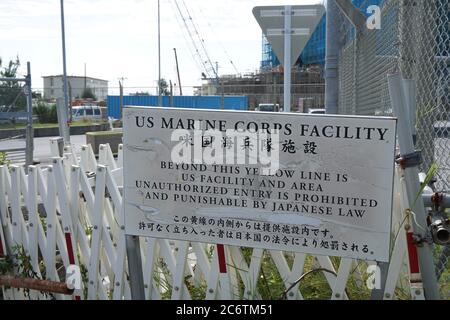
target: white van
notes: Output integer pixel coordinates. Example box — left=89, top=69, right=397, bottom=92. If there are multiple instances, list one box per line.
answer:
left=71, top=105, right=102, bottom=121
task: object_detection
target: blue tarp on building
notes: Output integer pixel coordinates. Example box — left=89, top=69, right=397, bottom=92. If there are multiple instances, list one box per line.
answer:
left=263, top=0, right=383, bottom=67
left=107, top=95, right=248, bottom=118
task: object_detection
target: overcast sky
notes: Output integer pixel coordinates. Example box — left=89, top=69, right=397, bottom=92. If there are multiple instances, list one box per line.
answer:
left=0, top=0, right=322, bottom=95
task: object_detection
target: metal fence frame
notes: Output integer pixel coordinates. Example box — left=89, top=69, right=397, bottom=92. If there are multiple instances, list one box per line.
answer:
left=0, top=142, right=429, bottom=300
left=0, top=62, right=34, bottom=167
left=337, top=0, right=450, bottom=189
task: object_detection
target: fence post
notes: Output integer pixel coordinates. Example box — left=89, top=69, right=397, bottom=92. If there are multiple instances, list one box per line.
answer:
left=170, top=80, right=174, bottom=108
left=402, top=79, right=417, bottom=144
left=369, top=261, right=389, bottom=300
left=325, top=0, right=340, bottom=114
left=283, top=5, right=292, bottom=113
left=371, top=78, right=419, bottom=300
left=119, top=80, right=124, bottom=119
left=388, top=72, right=440, bottom=300
left=56, top=98, right=70, bottom=145
left=221, top=82, right=225, bottom=110
left=60, top=0, right=70, bottom=144
left=126, top=235, right=145, bottom=300
left=25, top=62, right=34, bottom=169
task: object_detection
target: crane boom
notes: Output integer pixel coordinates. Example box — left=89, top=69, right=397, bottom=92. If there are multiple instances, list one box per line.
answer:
left=172, top=0, right=219, bottom=82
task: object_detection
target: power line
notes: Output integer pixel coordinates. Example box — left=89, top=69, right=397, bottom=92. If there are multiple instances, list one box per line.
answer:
left=194, top=3, right=240, bottom=75
left=168, top=0, right=205, bottom=75
left=180, top=0, right=218, bottom=79
left=172, top=0, right=212, bottom=79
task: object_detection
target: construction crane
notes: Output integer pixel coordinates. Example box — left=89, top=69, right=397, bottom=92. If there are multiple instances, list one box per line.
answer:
left=172, top=0, right=220, bottom=83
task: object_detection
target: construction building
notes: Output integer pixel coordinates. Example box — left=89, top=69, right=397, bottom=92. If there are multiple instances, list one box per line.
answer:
left=198, top=66, right=324, bottom=112
left=199, top=0, right=381, bottom=112
left=199, top=13, right=327, bottom=112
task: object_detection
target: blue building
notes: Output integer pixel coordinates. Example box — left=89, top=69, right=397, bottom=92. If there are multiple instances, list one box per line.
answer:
left=260, top=1, right=382, bottom=69
left=299, top=14, right=326, bottom=66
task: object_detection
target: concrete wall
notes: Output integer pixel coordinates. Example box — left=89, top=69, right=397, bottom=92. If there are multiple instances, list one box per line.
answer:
left=86, top=131, right=123, bottom=154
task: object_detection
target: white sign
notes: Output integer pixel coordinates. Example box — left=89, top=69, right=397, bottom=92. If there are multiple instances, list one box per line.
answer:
left=253, top=5, right=325, bottom=66
left=123, top=107, right=397, bottom=262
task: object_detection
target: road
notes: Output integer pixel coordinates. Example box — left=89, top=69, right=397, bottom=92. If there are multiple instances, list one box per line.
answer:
left=0, top=135, right=86, bottom=164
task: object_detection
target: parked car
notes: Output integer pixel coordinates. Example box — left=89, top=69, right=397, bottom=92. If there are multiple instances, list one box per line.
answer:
left=308, top=108, right=326, bottom=115
left=71, top=105, right=102, bottom=121
left=255, top=103, right=281, bottom=112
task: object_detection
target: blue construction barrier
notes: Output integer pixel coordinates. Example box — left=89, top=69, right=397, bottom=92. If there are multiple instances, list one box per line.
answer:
left=107, top=95, right=248, bottom=118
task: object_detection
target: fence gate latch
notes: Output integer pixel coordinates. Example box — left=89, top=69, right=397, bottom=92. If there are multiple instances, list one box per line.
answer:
left=395, top=150, right=422, bottom=169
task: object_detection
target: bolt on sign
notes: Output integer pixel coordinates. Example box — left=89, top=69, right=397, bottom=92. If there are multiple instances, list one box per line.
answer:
left=123, top=107, right=397, bottom=262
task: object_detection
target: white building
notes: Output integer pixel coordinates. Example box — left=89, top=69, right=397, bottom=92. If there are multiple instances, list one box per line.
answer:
left=42, top=75, right=108, bottom=101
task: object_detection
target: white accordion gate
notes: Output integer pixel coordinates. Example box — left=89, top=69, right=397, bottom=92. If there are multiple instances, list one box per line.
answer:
left=0, top=142, right=422, bottom=300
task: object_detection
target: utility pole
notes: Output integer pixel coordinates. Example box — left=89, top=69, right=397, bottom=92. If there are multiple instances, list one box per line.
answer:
left=220, top=80, right=225, bottom=110
left=118, top=77, right=127, bottom=93
left=68, top=82, right=72, bottom=122
left=59, top=0, right=70, bottom=144
left=157, top=0, right=162, bottom=107
left=173, top=48, right=183, bottom=95
left=273, top=73, right=277, bottom=107
left=84, top=63, right=87, bottom=92
left=25, top=62, right=34, bottom=169
left=325, top=0, right=340, bottom=114
left=119, top=79, right=124, bottom=119
left=169, top=80, right=174, bottom=107
left=283, top=5, right=292, bottom=113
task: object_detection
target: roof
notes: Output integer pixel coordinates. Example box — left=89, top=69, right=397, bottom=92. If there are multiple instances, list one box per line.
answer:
left=42, top=75, right=108, bottom=83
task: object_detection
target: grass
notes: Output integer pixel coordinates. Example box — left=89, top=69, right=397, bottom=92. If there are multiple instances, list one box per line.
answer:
left=155, top=247, right=376, bottom=300
left=150, top=245, right=449, bottom=300
left=0, top=120, right=108, bottom=130
left=435, top=246, right=450, bottom=300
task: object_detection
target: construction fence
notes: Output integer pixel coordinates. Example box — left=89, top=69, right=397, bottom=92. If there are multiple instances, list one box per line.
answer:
left=1, top=142, right=447, bottom=300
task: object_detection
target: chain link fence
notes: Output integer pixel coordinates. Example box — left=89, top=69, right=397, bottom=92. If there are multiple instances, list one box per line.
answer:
left=337, top=0, right=450, bottom=285
left=0, top=61, right=34, bottom=166
left=338, top=0, right=450, bottom=190
left=0, top=83, right=29, bottom=164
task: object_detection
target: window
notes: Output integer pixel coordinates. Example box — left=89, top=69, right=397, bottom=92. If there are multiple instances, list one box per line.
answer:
left=73, top=109, right=84, bottom=117
left=85, top=107, right=93, bottom=116
left=94, top=108, right=101, bottom=116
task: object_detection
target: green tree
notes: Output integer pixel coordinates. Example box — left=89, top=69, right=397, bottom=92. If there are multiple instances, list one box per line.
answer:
left=0, top=56, right=26, bottom=110
left=81, top=87, right=97, bottom=100
left=34, top=102, right=58, bottom=123
left=158, top=78, right=170, bottom=96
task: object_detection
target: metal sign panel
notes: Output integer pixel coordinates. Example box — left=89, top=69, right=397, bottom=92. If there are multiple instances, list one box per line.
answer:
left=253, top=5, right=325, bottom=66
left=123, top=107, right=397, bottom=262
